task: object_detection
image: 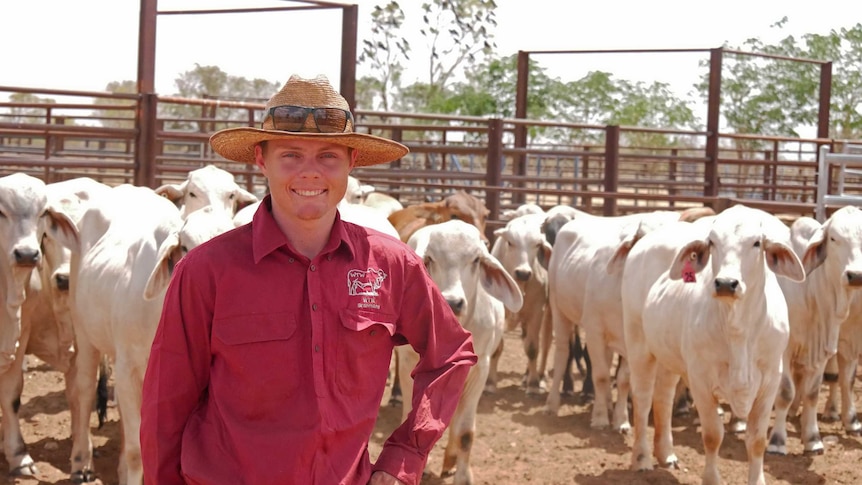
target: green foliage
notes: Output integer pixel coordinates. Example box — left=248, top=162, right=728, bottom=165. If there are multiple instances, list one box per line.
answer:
left=696, top=21, right=862, bottom=144
left=100, top=80, right=137, bottom=129
left=416, top=0, right=497, bottom=103
left=165, top=64, right=281, bottom=131
left=357, top=1, right=409, bottom=111
left=7, top=93, right=57, bottom=124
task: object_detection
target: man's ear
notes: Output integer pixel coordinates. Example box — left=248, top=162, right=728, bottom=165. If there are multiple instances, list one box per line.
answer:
left=349, top=148, right=358, bottom=169
left=254, top=143, right=267, bottom=173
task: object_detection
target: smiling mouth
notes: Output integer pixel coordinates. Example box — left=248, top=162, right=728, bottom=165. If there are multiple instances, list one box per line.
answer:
left=293, top=189, right=326, bottom=197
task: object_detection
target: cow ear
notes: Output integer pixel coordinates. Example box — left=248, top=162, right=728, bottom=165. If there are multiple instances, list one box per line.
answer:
left=537, top=240, right=553, bottom=271
left=800, top=225, right=828, bottom=275
left=764, top=239, right=805, bottom=282
left=43, top=206, right=80, bottom=255
left=154, top=182, right=186, bottom=205
left=234, top=187, right=259, bottom=213
left=669, top=239, right=709, bottom=280
left=144, top=232, right=182, bottom=300
left=479, top=253, right=523, bottom=313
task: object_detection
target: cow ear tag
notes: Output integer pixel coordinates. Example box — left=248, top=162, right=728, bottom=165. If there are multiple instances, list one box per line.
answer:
left=682, top=253, right=697, bottom=283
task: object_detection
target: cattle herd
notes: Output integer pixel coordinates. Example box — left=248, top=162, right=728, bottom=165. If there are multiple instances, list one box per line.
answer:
left=1, top=164, right=862, bottom=485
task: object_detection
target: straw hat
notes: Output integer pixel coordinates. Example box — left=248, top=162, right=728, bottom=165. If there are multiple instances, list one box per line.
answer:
left=210, top=75, right=408, bottom=167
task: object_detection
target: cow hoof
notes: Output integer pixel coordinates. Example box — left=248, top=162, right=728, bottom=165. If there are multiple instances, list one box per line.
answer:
left=10, top=462, right=38, bottom=477
left=71, top=469, right=98, bottom=484
left=616, top=422, right=631, bottom=434
left=542, top=405, right=559, bottom=417
left=803, top=442, right=824, bottom=455
left=660, top=454, right=679, bottom=469
left=483, top=384, right=497, bottom=394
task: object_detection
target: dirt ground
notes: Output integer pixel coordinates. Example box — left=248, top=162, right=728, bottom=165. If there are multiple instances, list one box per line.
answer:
left=5, top=328, right=862, bottom=485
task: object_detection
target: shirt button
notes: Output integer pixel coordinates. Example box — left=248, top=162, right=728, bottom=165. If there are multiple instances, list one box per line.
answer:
left=288, top=257, right=295, bottom=263
left=310, top=264, right=316, bottom=271
left=314, top=345, right=321, bottom=352
left=370, top=330, right=376, bottom=336
left=327, top=255, right=332, bottom=261
left=312, top=303, right=318, bottom=311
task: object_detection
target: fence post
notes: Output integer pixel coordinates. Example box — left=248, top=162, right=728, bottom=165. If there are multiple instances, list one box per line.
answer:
left=486, top=118, right=504, bottom=241
left=704, top=48, right=723, bottom=200
left=135, top=92, right=158, bottom=187
left=603, top=125, right=620, bottom=216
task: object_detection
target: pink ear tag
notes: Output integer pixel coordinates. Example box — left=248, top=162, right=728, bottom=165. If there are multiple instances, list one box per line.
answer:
left=682, top=259, right=697, bottom=283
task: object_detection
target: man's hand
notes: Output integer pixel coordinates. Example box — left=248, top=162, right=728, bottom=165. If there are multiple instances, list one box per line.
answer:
left=368, top=470, right=405, bottom=485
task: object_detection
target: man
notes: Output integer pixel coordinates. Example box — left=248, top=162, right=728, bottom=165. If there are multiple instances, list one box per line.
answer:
left=140, top=75, right=477, bottom=485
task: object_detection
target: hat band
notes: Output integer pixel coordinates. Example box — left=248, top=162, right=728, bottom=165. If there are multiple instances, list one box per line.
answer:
left=264, top=105, right=354, bottom=134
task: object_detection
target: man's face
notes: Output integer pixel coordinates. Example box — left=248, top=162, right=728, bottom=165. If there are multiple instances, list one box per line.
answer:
left=255, top=138, right=357, bottom=223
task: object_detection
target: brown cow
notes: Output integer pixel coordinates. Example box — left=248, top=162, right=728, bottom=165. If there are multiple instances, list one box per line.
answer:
left=388, top=190, right=489, bottom=243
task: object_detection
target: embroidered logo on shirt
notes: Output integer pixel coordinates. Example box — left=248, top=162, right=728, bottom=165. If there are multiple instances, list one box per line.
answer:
left=347, top=268, right=387, bottom=296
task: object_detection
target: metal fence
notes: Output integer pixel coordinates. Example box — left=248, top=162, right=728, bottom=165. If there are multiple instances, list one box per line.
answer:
left=2, top=84, right=860, bottom=232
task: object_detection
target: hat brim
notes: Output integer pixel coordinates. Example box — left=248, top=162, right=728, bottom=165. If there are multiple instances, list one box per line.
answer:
left=210, top=127, right=409, bottom=167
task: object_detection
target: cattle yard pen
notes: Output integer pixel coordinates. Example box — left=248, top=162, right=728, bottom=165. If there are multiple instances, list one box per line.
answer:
left=2, top=85, right=860, bottom=235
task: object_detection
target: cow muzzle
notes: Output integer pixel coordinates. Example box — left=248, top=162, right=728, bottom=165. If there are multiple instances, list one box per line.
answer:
left=713, top=277, right=739, bottom=297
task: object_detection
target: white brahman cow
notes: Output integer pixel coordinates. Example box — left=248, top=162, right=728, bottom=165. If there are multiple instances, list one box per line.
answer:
left=55, top=184, right=184, bottom=485
left=155, top=164, right=258, bottom=219
left=543, top=209, right=681, bottom=428
left=622, top=205, right=804, bottom=485
left=398, top=220, right=522, bottom=485
left=490, top=212, right=552, bottom=395
left=768, top=206, right=862, bottom=455
left=0, top=173, right=80, bottom=477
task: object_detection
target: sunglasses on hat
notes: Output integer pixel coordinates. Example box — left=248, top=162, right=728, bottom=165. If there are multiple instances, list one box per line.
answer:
left=265, top=105, right=353, bottom=134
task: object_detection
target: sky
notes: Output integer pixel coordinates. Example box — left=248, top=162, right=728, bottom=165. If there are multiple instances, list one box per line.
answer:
left=1, top=0, right=860, bottom=104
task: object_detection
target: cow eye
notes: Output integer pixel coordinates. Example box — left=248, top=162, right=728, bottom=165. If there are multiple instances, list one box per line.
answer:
left=189, top=192, right=198, bottom=198
left=423, top=256, right=433, bottom=268
left=753, top=241, right=761, bottom=248
left=0, top=210, right=5, bottom=218
left=229, top=193, right=236, bottom=200
left=472, top=257, right=480, bottom=265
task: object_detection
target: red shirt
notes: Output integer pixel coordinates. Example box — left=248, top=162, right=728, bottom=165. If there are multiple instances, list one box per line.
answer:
left=141, top=197, right=476, bottom=485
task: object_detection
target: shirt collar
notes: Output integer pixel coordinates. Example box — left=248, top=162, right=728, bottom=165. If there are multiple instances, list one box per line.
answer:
left=252, top=195, right=355, bottom=263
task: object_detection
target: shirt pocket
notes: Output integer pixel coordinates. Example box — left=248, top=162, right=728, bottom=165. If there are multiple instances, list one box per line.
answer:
left=336, top=309, right=397, bottom=397
left=212, top=312, right=301, bottom=408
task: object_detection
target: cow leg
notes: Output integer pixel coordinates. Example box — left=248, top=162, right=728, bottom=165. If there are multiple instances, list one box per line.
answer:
left=485, top=338, right=503, bottom=394
left=114, top=357, right=144, bottom=485
left=388, top=353, right=402, bottom=406
left=612, top=356, right=631, bottom=433
left=0, top=361, right=37, bottom=477
left=627, top=349, right=657, bottom=471
left=837, top=351, right=862, bottom=435
left=521, top=307, right=544, bottom=395
left=822, top=355, right=840, bottom=422
left=767, top=372, right=794, bottom=455
left=543, top=306, right=575, bottom=415
left=70, top=341, right=100, bottom=483
left=689, top=383, right=722, bottom=485
left=443, top=350, right=488, bottom=485
left=652, top=369, right=679, bottom=469
left=744, top=381, right=777, bottom=485
left=537, top=304, right=553, bottom=385
left=396, top=347, right=420, bottom=424
left=799, top=368, right=825, bottom=454
left=583, top=324, right=612, bottom=429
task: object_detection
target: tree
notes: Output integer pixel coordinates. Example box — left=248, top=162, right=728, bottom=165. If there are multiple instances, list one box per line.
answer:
left=99, top=80, right=137, bottom=129
left=357, top=1, right=410, bottom=111
left=696, top=21, right=862, bottom=141
left=166, top=64, right=281, bottom=131
left=414, top=0, right=497, bottom=105
left=7, top=92, right=56, bottom=124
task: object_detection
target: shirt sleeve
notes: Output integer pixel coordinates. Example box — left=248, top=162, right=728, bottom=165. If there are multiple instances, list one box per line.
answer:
left=372, top=255, right=478, bottom=484
left=140, top=254, right=213, bottom=485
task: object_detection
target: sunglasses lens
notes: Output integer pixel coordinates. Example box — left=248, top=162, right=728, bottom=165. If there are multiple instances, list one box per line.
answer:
left=312, top=108, right=350, bottom=133
left=270, top=106, right=311, bottom=131
left=267, top=106, right=352, bottom=133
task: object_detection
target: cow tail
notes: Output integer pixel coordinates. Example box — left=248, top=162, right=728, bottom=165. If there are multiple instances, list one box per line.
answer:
left=96, top=356, right=110, bottom=428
